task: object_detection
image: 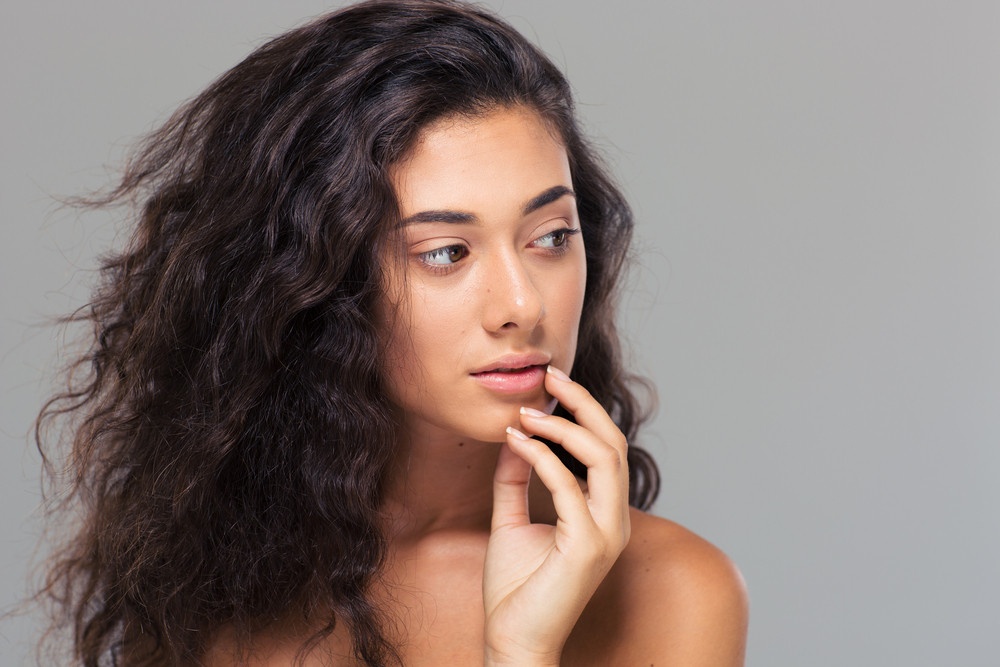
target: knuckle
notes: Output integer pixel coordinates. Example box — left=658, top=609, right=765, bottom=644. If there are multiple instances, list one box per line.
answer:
left=562, top=383, right=594, bottom=410
left=600, top=445, right=623, bottom=469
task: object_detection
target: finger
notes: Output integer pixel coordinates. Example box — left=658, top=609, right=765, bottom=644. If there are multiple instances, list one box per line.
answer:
left=519, top=408, right=628, bottom=526
left=545, top=366, right=628, bottom=455
left=491, top=439, right=532, bottom=532
left=503, top=426, right=592, bottom=530
left=519, top=408, right=624, bottom=472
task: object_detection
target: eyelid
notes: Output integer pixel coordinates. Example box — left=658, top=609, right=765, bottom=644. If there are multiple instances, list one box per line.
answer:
left=409, top=222, right=580, bottom=275
left=414, top=241, right=470, bottom=273
left=529, top=226, right=581, bottom=253
left=409, top=232, right=467, bottom=255
left=531, top=225, right=580, bottom=242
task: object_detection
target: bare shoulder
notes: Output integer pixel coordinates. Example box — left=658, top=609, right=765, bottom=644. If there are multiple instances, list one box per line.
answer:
left=620, top=508, right=748, bottom=664
left=567, top=508, right=749, bottom=666
left=624, top=507, right=748, bottom=610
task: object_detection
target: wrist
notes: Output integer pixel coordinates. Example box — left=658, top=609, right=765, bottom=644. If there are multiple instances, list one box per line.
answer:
left=484, top=645, right=561, bottom=667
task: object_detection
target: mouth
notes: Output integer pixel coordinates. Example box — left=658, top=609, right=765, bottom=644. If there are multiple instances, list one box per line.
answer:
left=471, top=352, right=551, bottom=375
left=476, top=364, right=542, bottom=373
left=472, top=363, right=546, bottom=375
left=470, top=364, right=547, bottom=394
left=470, top=354, right=550, bottom=394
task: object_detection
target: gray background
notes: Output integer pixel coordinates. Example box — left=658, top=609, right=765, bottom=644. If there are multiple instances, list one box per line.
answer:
left=3, top=1, right=998, bottom=665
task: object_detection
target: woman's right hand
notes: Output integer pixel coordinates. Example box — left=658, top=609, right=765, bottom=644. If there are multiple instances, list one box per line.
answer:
left=482, top=366, right=631, bottom=665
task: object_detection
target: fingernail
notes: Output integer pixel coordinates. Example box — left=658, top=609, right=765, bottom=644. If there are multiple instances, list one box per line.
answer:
left=506, top=426, right=530, bottom=440
left=520, top=406, right=548, bottom=418
left=547, top=365, right=571, bottom=382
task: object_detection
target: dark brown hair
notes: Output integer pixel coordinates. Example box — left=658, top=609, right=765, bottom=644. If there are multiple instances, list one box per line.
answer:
left=36, top=1, right=659, bottom=664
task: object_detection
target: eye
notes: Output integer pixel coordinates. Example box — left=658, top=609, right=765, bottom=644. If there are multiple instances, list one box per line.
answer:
left=532, top=227, right=580, bottom=250
left=419, top=244, right=469, bottom=267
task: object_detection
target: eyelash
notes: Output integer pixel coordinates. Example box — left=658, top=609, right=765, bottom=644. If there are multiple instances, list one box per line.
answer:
left=416, top=227, right=581, bottom=274
left=533, top=226, right=581, bottom=252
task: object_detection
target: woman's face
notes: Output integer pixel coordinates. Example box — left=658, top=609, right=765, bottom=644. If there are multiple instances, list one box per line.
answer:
left=381, top=106, right=587, bottom=444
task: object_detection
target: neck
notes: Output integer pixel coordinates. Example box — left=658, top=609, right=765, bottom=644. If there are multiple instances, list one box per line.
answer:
left=381, top=424, right=500, bottom=541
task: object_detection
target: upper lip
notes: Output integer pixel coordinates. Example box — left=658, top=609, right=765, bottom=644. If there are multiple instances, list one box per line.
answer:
left=470, top=352, right=551, bottom=374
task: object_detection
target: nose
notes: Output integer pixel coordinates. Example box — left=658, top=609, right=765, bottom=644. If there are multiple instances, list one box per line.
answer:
left=482, top=251, right=544, bottom=334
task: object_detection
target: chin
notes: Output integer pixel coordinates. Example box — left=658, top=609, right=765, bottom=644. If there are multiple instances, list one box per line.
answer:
left=459, top=411, right=520, bottom=444
left=463, top=394, right=553, bottom=443
left=397, top=385, right=555, bottom=444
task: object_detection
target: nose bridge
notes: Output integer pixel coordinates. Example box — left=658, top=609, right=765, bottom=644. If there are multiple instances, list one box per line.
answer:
left=484, top=245, right=543, bottom=331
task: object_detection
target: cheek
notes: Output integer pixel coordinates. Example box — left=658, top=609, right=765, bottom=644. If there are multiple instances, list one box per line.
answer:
left=564, top=253, right=589, bottom=356
left=381, top=288, right=466, bottom=392
left=554, top=252, right=587, bottom=325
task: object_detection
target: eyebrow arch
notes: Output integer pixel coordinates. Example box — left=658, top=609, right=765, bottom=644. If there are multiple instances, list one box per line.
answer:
left=522, top=185, right=576, bottom=216
left=400, top=210, right=476, bottom=225
left=399, top=185, right=576, bottom=226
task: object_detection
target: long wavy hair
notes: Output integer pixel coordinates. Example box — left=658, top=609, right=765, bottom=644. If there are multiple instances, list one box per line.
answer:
left=35, top=1, right=660, bottom=665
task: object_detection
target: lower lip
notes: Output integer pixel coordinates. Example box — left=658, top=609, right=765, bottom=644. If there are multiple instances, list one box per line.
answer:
left=471, top=365, right=546, bottom=394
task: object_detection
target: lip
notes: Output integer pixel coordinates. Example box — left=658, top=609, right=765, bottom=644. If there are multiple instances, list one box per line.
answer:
left=470, top=352, right=551, bottom=375
left=470, top=352, right=551, bottom=395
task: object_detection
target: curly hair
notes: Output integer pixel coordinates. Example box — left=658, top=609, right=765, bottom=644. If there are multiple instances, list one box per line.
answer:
left=35, top=1, right=660, bottom=665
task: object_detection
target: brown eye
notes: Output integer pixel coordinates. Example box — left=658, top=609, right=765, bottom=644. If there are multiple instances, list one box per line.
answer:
left=532, top=227, right=580, bottom=250
left=419, top=244, right=469, bottom=268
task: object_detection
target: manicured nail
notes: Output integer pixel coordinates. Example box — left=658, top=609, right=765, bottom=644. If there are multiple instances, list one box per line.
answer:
left=506, top=426, right=530, bottom=440
left=520, top=406, right=548, bottom=418
left=547, top=365, right=571, bottom=382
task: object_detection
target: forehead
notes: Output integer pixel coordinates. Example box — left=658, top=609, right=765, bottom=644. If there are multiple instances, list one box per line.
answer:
left=390, top=107, right=572, bottom=217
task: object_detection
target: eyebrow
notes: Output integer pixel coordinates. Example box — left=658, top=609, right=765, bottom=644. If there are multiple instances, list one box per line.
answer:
left=399, top=185, right=576, bottom=226
left=523, top=185, right=576, bottom=216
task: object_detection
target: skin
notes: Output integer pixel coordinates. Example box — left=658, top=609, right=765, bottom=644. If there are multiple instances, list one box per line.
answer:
left=204, top=107, right=748, bottom=665
left=378, top=107, right=586, bottom=446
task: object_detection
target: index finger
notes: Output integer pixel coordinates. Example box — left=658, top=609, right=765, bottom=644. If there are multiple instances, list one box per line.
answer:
left=545, top=365, right=627, bottom=452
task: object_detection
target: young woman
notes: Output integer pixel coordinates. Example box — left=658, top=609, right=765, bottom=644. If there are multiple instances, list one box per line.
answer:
left=37, top=1, right=747, bottom=664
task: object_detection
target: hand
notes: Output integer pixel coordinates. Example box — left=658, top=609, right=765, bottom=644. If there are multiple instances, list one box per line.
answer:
left=483, top=366, right=631, bottom=666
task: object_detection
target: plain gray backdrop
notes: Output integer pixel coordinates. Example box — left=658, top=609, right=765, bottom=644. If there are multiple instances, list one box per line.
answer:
left=3, top=1, right=998, bottom=665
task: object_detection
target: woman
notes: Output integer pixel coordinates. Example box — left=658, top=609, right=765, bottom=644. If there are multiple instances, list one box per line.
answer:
left=37, top=1, right=747, bottom=664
